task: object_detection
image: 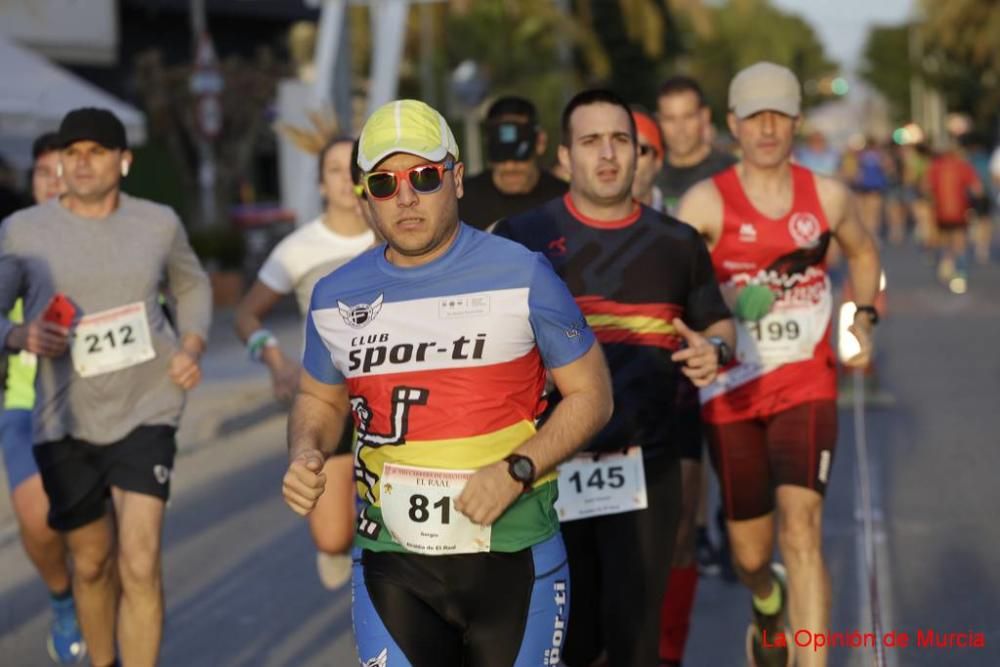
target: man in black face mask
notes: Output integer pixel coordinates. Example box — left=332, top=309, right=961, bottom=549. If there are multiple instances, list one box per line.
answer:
left=460, top=95, right=567, bottom=230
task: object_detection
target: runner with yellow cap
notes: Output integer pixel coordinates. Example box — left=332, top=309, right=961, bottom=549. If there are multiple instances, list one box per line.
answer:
left=281, top=99, right=613, bottom=666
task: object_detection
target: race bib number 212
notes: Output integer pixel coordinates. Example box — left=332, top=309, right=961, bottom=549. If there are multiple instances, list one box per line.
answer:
left=70, top=302, right=156, bottom=378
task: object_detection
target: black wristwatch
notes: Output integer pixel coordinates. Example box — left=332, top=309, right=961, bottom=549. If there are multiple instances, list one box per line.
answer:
left=706, top=336, right=733, bottom=366
left=854, top=305, right=879, bottom=325
left=504, top=454, right=536, bottom=493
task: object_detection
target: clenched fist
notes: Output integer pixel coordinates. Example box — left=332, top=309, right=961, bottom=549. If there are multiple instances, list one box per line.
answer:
left=283, top=449, right=327, bottom=516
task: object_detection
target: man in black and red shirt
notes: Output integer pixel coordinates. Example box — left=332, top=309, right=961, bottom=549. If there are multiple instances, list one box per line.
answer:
left=493, top=89, right=735, bottom=667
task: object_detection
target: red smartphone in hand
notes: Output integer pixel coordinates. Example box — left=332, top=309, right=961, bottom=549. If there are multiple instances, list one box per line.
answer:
left=43, top=293, right=76, bottom=328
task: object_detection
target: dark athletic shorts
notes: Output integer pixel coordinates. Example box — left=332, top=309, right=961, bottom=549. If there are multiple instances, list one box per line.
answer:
left=675, top=377, right=704, bottom=461
left=33, top=425, right=177, bottom=532
left=675, top=406, right=704, bottom=461
left=333, top=420, right=354, bottom=457
left=561, top=451, right=682, bottom=667
left=936, top=216, right=969, bottom=230
left=706, top=400, right=837, bottom=521
left=353, top=534, right=569, bottom=666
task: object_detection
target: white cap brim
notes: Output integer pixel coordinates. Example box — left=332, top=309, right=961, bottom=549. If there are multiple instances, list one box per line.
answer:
left=732, top=97, right=800, bottom=119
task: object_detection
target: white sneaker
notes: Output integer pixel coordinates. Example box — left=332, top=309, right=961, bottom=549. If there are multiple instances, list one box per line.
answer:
left=937, top=258, right=955, bottom=284
left=316, top=552, right=352, bottom=590
left=948, top=275, right=968, bottom=294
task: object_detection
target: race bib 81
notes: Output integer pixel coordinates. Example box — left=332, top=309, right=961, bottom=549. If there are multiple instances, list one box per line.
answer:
left=380, top=463, right=492, bottom=555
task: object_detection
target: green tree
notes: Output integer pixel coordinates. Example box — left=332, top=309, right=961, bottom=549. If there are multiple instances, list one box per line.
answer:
left=440, top=0, right=607, bottom=160
left=133, top=46, right=286, bottom=233
left=438, top=0, right=713, bottom=138
left=921, top=0, right=1000, bottom=74
left=578, top=0, right=685, bottom=106
left=920, top=0, right=1000, bottom=133
left=683, top=0, right=838, bottom=122
left=860, top=25, right=913, bottom=125
left=366, top=0, right=833, bottom=148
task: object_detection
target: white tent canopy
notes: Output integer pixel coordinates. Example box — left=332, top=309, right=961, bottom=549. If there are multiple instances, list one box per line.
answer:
left=0, top=36, right=146, bottom=170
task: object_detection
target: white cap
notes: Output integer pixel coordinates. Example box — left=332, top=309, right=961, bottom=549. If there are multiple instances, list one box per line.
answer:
left=728, top=62, right=801, bottom=119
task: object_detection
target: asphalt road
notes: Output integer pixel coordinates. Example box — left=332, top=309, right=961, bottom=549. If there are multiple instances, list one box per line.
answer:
left=1, top=241, right=998, bottom=666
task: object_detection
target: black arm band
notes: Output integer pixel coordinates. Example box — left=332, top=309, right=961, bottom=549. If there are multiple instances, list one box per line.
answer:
left=855, top=305, right=879, bottom=325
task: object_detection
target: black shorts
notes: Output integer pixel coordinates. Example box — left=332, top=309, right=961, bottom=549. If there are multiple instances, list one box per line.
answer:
left=561, top=451, right=681, bottom=667
left=353, top=534, right=569, bottom=666
left=971, top=195, right=991, bottom=217
left=936, top=217, right=969, bottom=230
left=675, top=378, right=704, bottom=461
left=33, top=425, right=178, bottom=532
left=333, top=420, right=354, bottom=457
left=706, top=400, right=837, bottom=521
left=675, top=406, right=704, bottom=461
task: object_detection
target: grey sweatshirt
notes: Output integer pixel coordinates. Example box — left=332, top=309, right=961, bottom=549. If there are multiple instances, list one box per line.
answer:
left=0, top=194, right=212, bottom=445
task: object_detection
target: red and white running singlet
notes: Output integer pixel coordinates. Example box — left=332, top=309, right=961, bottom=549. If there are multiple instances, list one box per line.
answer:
left=700, top=165, right=837, bottom=423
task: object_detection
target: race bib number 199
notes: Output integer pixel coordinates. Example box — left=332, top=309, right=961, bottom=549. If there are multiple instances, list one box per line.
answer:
left=734, top=280, right=831, bottom=369
left=71, top=302, right=156, bottom=378
left=380, top=463, right=491, bottom=555
left=737, top=309, right=814, bottom=367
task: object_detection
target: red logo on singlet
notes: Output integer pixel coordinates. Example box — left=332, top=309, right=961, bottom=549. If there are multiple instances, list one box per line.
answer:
left=547, top=236, right=568, bottom=257
left=788, top=213, right=821, bottom=249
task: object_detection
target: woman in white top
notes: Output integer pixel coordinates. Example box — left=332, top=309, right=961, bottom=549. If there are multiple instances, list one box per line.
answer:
left=235, top=137, right=375, bottom=588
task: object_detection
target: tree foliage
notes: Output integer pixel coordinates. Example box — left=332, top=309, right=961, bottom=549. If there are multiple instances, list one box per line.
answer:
left=861, top=1, right=1000, bottom=134
left=681, top=0, right=837, bottom=122
left=133, top=46, right=286, bottom=226
left=921, top=0, right=1000, bottom=74
left=860, top=25, right=913, bottom=125
left=436, top=0, right=834, bottom=138
left=919, top=0, right=1000, bottom=133
left=577, top=0, right=685, bottom=106
left=439, top=1, right=604, bottom=156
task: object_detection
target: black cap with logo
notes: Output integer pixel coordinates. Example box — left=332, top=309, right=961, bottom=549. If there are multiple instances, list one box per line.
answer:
left=486, top=121, right=537, bottom=163
left=57, top=108, right=128, bottom=150
left=484, top=95, right=539, bottom=163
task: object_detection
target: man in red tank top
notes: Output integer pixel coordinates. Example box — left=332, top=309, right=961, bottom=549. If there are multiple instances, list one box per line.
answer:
left=677, top=62, right=882, bottom=667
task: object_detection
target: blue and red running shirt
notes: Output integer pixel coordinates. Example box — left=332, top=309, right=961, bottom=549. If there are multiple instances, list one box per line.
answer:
left=302, top=222, right=596, bottom=553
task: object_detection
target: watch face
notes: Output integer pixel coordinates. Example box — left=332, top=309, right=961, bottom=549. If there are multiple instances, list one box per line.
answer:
left=512, top=458, right=533, bottom=481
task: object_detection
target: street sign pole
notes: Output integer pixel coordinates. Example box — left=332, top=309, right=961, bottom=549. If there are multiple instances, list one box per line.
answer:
left=190, top=0, right=222, bottom=227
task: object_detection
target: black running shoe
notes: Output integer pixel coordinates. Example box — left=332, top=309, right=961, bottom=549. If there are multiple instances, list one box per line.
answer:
left=695, top=526, right=722, bottom=576
left=745, top=563, right=792, bottom=667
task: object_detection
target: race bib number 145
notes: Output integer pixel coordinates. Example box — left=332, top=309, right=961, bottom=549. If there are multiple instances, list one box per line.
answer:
left=555, top=447, right=648, bottom=522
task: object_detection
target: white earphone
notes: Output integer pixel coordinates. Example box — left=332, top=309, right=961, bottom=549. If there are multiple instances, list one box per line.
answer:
left=121, top=160, right=130, bottom=177
left=56, top=162, right=64, bottom=178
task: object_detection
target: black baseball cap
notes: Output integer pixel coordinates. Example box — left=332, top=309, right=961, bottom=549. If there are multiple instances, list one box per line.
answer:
left=57, top=107, right=128, bottom=150
left=486, top=120, right=537, bottom=162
